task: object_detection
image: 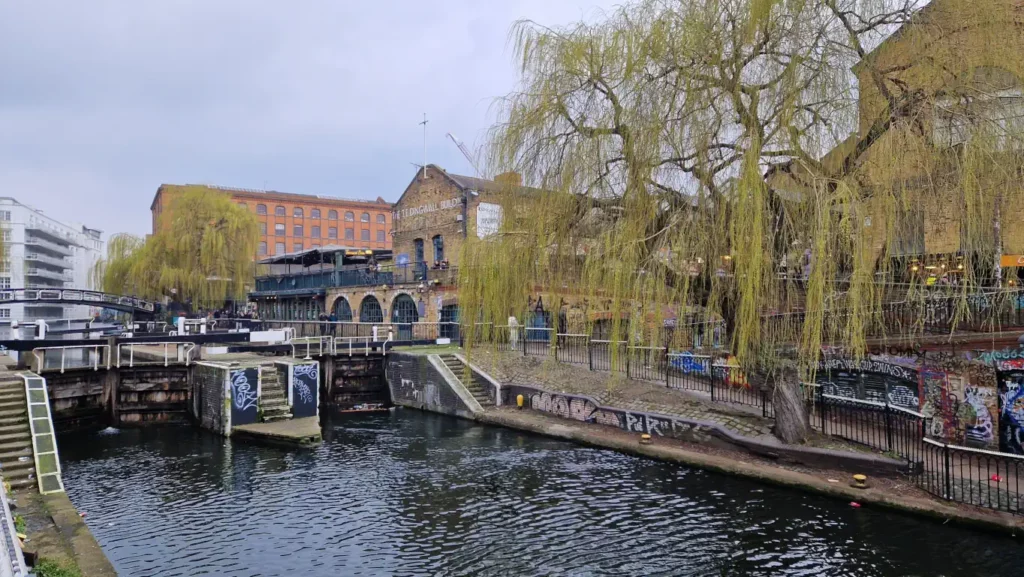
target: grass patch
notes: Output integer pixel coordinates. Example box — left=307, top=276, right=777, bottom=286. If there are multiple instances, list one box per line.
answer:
left=13, top=514, right=24, bottom=534
left=33, top=558, right=82, bottom=577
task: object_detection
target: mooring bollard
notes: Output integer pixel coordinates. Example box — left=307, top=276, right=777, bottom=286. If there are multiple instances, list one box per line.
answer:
left=516, top=394, right=524, bottom=409
left=850, top=474, right=869, bottom=489
left=640, top=434, right=652, bottom=445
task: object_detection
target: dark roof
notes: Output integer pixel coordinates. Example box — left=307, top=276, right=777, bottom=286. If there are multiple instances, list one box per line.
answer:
left=258, top=245, right=391, bottom=266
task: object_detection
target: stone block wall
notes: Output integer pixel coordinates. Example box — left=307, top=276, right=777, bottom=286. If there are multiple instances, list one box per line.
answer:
left=193, top=363, right=228, bottom=436
left=386, top=353, right=474, bottom=419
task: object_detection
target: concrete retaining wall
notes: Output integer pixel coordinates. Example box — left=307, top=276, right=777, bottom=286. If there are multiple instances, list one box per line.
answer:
left=386, top=353, right=475, bottom=419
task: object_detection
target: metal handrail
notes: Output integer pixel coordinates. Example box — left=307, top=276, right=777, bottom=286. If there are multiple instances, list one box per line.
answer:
left=116, top=342, right=195, bottom=368
left=291, top=336, right=334, bottom=359
left=336, top=336, right=374, bottom=356
left=32, top=345, right=110, bottom=373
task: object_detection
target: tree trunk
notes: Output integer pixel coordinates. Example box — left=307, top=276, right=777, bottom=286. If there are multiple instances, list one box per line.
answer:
left=772, top=377, right=809, bottom=444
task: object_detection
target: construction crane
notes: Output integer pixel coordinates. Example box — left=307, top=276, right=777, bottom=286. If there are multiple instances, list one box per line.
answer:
left=446, top=133, right=483, bottom=177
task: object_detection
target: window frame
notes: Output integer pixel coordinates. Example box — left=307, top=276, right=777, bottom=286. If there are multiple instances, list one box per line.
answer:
left=328, top=210, right=338, bottom=220
left=376, top=214, right=386, bottom=224
left=256, top=204, right=267, bottom=215
left=274, top=223, right=285, bottom=236
left=311, top=226, right=321, bottom=238
left=293, top=224, right=303, bottom=237
left=311, top=208, right=321, bottom=219
left=275, top=205, right=286, bottom=216
left=328, top=227, right=338, bottom=239
left=345, top=228, right=355, bottom=240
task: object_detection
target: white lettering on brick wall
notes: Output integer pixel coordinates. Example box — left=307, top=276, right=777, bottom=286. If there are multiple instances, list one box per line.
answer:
left=395, top=198, right=461, bottom=220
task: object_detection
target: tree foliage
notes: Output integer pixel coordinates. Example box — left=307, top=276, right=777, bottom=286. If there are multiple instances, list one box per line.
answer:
left=460, top=0, right=1024, bottom=442
left=96, top=187, right=259, bottom=305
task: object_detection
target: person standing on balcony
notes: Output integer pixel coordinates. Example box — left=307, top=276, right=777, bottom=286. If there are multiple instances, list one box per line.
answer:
left=318, top=312, right=328, bottom=336
left=328, top=311, right=338, bottom=337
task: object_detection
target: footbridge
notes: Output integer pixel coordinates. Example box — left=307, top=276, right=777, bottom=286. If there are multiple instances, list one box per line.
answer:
left=0, top=288, right=157, bottom=315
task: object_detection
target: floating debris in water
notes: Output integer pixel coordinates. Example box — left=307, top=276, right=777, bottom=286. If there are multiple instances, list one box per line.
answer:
left=97, top=427, right=120, bottom=435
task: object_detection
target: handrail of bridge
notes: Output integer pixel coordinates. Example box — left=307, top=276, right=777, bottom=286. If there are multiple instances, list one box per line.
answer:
left=116, top=342, right=196, bottom=368
left=336, top=336, right=375, bottom=356
left=291, top=336, right=334, bottom=359
left=32, top=345, right=110, bottom=374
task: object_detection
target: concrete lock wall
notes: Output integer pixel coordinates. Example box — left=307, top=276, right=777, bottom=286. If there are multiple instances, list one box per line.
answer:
left=386, top=353, right=475, bottom=419
left=192, top=363, right=229, bottom=436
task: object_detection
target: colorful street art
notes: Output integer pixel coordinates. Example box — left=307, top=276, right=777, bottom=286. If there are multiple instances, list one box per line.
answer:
left=999, top=376, right=1024, bottom=455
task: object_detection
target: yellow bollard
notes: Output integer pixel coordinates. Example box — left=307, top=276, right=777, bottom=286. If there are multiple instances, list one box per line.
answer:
left=516, top=394, right=524, bottom=409
left=640, top=434, right=652, bottom=445
left=851, top=474, right=868, bottom=489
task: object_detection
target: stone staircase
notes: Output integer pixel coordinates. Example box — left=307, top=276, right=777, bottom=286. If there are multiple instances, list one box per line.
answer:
left=439, top=355, right=494, bottom=408
left=0, top=378, right=34, bottom=492
left=259, top=365, right=292, bottom=422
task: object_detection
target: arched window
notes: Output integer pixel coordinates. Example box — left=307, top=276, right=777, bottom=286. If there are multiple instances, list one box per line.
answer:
left=391, top=294, right=419, bottom=340
left=311, top=209, right=321, bottom=218
left=328, top=210, right=338, bottom=220
left=345, top=211, right=355, bottom=222
left=361, top=212, right=370, bottom=222
left=256, top=204, right=267, bottom=215
left=359, top=295, right=384, bottom=323
left=293, top=207, right=304, bottom=218
left=376, top=214, right=386, bottom=224
left=275, top=206, right=286, bottom=216
left=333, top=297, right=353, bottom=322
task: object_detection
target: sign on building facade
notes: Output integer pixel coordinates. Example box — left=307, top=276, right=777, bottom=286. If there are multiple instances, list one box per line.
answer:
left=476, top=203, right=503, bottom=239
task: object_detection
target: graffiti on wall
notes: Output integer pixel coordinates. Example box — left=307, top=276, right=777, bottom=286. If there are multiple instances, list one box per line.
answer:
left=401, top=377, right=441, bottom=409
left=962, top=385, right=996, bottom=446
left=230, top=367, right=259, bottom=426
left=999, top=377, right=1024, bottom=455
left=527, top=391, right=714, bottom=440
left=291, top=363, right=318, bottom=418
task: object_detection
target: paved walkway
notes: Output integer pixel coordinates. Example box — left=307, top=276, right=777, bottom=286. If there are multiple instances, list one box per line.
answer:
left=233, top=417, right=322, bottom=447
left=468, top=350, right=776, bottom=441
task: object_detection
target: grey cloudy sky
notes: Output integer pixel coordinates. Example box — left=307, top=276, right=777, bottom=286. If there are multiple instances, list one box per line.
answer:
left=0, top=0, right=618, bottom=238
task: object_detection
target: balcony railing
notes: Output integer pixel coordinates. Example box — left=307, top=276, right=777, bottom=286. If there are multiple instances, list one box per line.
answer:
left=253, top=263, right=458, bottom=293
left=25, top=235, right=73, bottom=257
left=24, top=253, right=72, bottom=270
left=25, top=268, right=72, bottom=282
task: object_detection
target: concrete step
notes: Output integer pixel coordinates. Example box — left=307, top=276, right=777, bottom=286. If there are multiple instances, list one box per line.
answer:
left=261, top=398, right=289, bottom=408
left=0, top=400, right=26, bottom=411
left=0, top=440, right=32, bottom=454
left=263, top=413, right=292, bottom=423
left=0, top=448, right=32, bottom=462
left=9, top=476, right=36, bottom=490
left=0, top=407, right=27, bottom=419
left=0, top=430, right=30, bottom=443
left=263, top=406, right=291, bottom=416
left=0, top=390, right=25, bottom=400
left=0, top=417, right=27, bottom=428
left=0, top=424, right=30, bottom=435
left=1, top=458, right=35, bottom=473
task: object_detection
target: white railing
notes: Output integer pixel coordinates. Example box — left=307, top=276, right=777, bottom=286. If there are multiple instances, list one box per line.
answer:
left=116, top=342, right=195, bottom=368
left=32, top=345, right=110, bottom=373
left=24, top=252, right=72, bottom=269
left=291, top=336, right=334, bottom=359
left=335, top=336, right=375, bottom=356
left=24, top=235, right=73, bottom=256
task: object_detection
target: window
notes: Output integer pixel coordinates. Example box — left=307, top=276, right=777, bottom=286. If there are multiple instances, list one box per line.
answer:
left=311, top=226, right=321, bottom=238
left=274, top=223, right=285, bottom=236
left=238, top=202, right=247, bottom=210
left=293, top=225, right=303, bottom=237
left=258, top=242, right=267, bottom=255
left=275, top=242, right=285, bottom=255
left=328, top=210, right=338, bottom=220
left=260, top=222, right=267, bottom=235
left=376, top=214, right=385, bottom=224
left=0, top=277, right=10, bottom=289
left=361, top=229, right=370, bottom=241
left=311, top=209, right=321, bottom=219
left=377, top=230, right=385, bottom=242
left=1, top=231, right=10, bottom=242
left=257, top=204, right=267, bottom=215
left=344, top=228, right=354, bottom=240
left=414, top=238, right=425, bottom=264
left=0, top=211, right=10, bottom=221
left=361, top=212, right=370, bottom=222
left=275, top=205, right=286, bottom=216
left=345, top=211, right=354, bottom=222
left=433, top=235, right=444, bottom=263
left=328, top=227, right=338, bottom=239
left=0, top=261, right=8, bottom=273
left=0, top=309, right=9, bottom=319
left=294, top=207, right=304, bottom=218
left=293, top=243, right=303, bottom=252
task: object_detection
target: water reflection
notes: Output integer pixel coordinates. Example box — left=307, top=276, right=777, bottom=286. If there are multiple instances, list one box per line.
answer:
left=59, top=411, right=1024, bottom=577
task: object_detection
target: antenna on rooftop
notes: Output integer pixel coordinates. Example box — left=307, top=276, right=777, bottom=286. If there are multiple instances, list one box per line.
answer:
left=419, top=113, right=429, bottom=179
left=446, top=133, right=482, bottom=177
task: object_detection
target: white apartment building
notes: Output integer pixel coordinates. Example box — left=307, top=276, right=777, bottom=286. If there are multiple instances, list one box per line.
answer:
left=0, top=198, right=105, bottom=321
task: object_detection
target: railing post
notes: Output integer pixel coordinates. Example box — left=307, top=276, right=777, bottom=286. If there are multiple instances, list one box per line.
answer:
left=943, top=442, right=952, bottom=500
left=818, top=385, right=826, bottom=433
left=626, top=346, right=631, bottom=379
left=884, top=402, right=894, bottom=453
left=663, top=348, right=669, bottom=386
left=588, top=338, right=593, bottom=371
left=710, top=359, right=716, bottom=403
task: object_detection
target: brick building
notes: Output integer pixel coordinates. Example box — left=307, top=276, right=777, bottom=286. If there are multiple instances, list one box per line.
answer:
left=150, top=184, right=393, bottom=256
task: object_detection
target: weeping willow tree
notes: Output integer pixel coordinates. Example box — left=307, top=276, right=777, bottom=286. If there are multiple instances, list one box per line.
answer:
left=96, top=187, right=259, bottom=308
left=460, top=0, right=1024, bottom=442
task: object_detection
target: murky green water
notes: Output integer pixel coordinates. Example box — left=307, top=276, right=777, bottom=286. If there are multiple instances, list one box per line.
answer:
left=59, top=411, right=1024, bottom=576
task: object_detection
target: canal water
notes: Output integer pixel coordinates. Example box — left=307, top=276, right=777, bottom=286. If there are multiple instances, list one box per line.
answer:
left=60, top=412, right=1024, bottom=577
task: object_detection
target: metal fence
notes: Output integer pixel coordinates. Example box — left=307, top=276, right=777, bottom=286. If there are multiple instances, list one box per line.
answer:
left=814, top=391, right=925, bottom=467
left=918, top=439, right=1024, bottom=514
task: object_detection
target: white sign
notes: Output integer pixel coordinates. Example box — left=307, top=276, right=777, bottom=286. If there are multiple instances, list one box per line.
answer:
left=476, top=202, right=503, bottom=238
left=394, top=198, right=460, bottom=220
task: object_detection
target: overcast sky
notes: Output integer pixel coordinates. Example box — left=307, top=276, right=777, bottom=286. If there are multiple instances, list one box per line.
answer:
left=0, top=0, right=619, bottom=238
